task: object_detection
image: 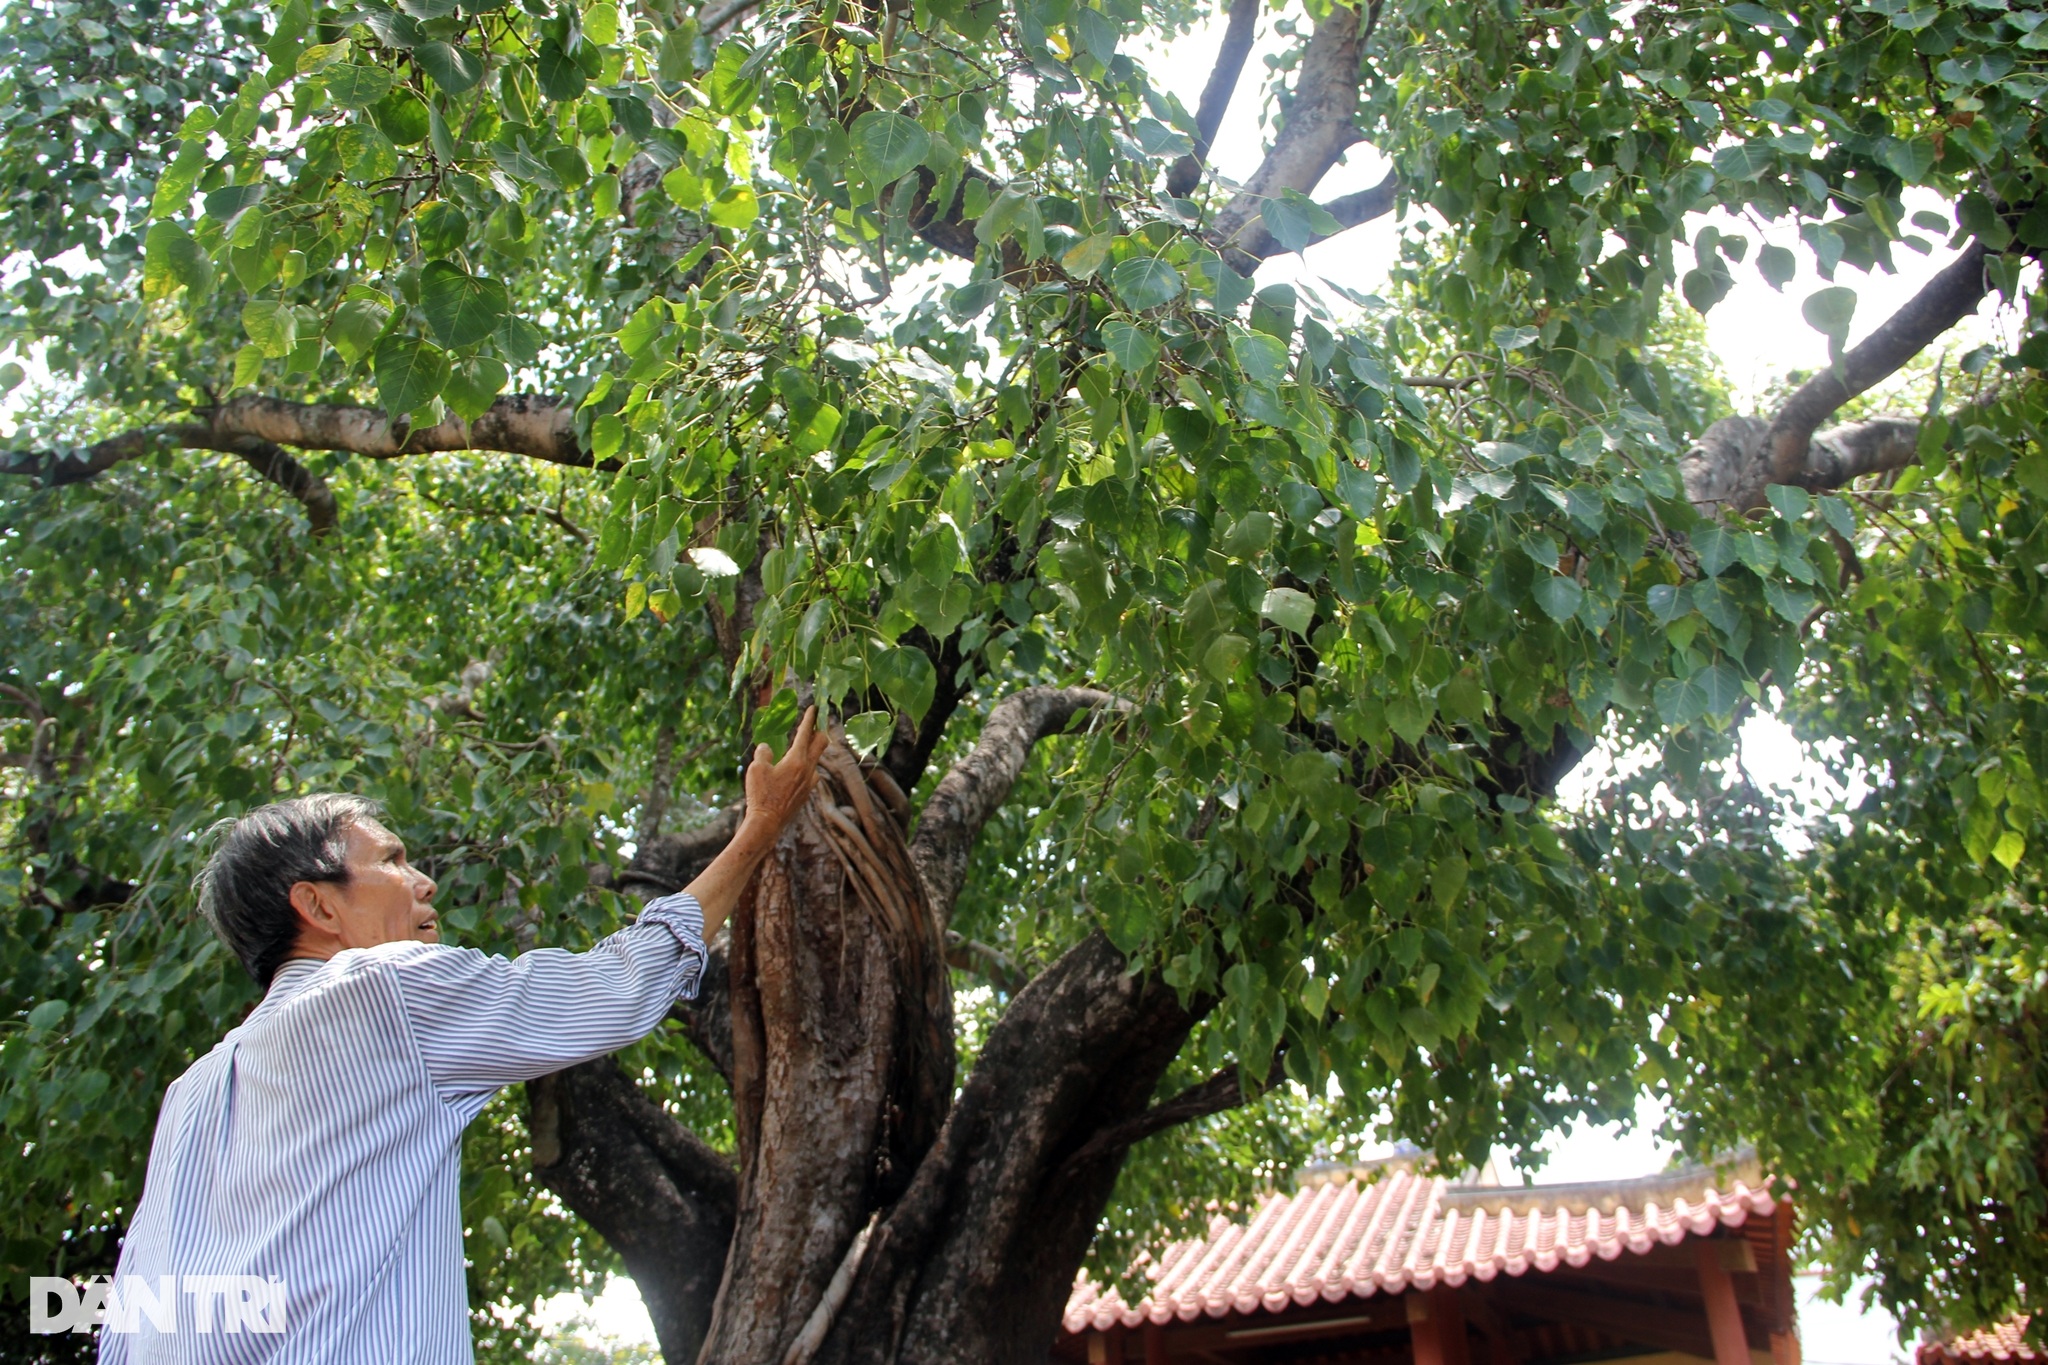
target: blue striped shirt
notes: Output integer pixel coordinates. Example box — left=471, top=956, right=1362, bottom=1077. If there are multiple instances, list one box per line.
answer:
left=97, top=893, right=707, bottom=1364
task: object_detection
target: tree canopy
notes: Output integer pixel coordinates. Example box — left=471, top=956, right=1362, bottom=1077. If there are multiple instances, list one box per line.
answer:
left=2, top=0, right=2046, bottom=1354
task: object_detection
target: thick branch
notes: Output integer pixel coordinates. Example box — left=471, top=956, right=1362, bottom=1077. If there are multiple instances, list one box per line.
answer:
left=1801, top=414, right=1924, bottom=487
left=231, top=440, right=338, bottom=534
left=907, top=686, right=1122, bottom=921
left=2, top=392, right=586, bottom=502
left=1300, top=172, right=1399, bottom=249
left=2, top=393, right=584, bottom=535
left=1208, top=2, right=1366, bottom=270
left=1683, top=410, right=1942, bottom=516
left=3, top=425, right=338, bottom=533
left=905, top=165, right=1006, bottom=264
left=818, top=930, right=1211, bottom=1365
left=1680, top=243, right=1999, bottom=514
left=1764, top=241, right=1990, bottom=486
left=1165, top=0, right=1262, bottom=199
left=1216, top=173, right=1400, bottom=272
left=528, top=1057, right=738, bottom=1364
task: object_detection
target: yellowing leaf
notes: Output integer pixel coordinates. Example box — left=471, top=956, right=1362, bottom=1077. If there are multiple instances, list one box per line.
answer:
left=1992, top=829, right=2026, bottom=870
left=708, top=185, right=758, bottom=229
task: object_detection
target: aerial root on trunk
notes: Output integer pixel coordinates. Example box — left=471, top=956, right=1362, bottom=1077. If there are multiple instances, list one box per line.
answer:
left=780, top=1212, right=878, bottom=1365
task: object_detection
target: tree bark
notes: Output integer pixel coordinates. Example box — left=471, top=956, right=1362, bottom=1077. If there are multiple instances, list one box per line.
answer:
left=699, top=741, right=954, bottom=1362
left=1681, top=241, right=1993, bottom=513
left=525, top=692, right=1236, bottom=1365
left=528, top=1058, right=738, bottom=1363
left=812, top=930, right=1212, bottom=1365
left=907, top=685, right=1122, bottom=919
left=1209, top=2, right=1367, bottom=271
left=1165, top=0, right=1262, bottom=199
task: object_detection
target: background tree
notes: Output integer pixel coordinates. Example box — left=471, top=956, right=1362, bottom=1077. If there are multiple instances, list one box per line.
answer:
left=1, top=0, right=2045, bottom=1359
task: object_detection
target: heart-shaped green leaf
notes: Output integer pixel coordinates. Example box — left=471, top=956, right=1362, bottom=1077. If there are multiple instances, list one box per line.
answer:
left=443, top=356, right=508, bottom=423
left=325, top=63, right=393, bottom=107
left=241, top=300, right=298, bottom=358
left=419, top=261, right=511, bottom=349
left=1260, top=587, right=1316, bottom=636
left=1531, top=574, right=1584, bottom=622
left=413, top=41, right=483, bottom=93
left=851, top=110, right=930, bottom=185
left=328, top=297, right=393, bottom=365
left=1110, top=257, right=1183, bottom=310
left=1102, top=319, right=1161, bottom=372
left=372, top=335, right=451, bottom=418
left=1801, top=285, right=1857, bottom=342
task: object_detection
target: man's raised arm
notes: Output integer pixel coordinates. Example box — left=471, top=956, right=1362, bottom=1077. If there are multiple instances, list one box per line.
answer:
left=392, top=708, right=830, bottom=1104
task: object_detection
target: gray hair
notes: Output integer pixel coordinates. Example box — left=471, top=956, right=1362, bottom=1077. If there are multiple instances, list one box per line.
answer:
left=195, top=794, right=383, bottom=988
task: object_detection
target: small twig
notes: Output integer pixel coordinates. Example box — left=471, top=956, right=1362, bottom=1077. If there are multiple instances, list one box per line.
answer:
left=702, top=0, right=772, bottom=36
left=944, top=931, right=1026, bottom=995
left=0, top=683, right=47, bottom=720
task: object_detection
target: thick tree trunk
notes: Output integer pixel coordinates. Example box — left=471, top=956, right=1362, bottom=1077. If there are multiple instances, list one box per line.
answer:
left=527, top=693, right=1195, bottom=1365
left=700, top=742, right=954, bottom=1363
left=816, top=931, right=1209, bottom=1365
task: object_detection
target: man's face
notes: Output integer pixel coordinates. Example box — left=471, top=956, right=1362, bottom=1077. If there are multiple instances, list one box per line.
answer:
left=294, top=819, right=440, bottom=950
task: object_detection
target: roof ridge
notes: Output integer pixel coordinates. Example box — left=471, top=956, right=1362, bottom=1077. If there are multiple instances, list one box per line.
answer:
left=1062, top=1156, right=1788, bottom=1334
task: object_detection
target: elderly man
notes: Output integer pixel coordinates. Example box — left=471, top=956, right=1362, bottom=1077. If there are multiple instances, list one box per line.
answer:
left=97, top=709, right=829, bottom=1363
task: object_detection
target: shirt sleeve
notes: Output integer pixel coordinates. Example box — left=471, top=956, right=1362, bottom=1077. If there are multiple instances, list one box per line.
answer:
left=385, top=891, right=707, bottom=1104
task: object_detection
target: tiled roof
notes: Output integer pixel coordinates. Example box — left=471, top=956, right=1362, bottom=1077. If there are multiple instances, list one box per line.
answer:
left=1920, top=1317, right=2041, bottom=1364
left=1063, top=1159, right=1781, bottom=1334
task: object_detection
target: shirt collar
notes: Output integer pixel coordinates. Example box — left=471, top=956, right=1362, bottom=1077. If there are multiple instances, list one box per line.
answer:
left=263, top=957, right=327, bottom=1002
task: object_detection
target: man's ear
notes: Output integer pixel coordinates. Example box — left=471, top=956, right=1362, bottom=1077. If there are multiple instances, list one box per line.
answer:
left=288, top=881, right=342, bottom=938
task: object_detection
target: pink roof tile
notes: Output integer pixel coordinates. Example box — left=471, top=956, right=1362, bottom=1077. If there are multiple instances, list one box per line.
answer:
left=1063, top=1162, right=1782, bottom=1335
left=1920, top=1317, right=2042, bottom=1365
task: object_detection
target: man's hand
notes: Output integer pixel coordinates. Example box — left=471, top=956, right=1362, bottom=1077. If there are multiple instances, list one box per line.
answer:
left=741, top=705, right=831, bottom=842
left=681, top=706, right=831, bottom=939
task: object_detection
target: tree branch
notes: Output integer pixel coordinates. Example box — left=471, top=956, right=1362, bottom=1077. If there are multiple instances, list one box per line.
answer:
left=1059, top=1052, right=1284, bottom=1170
left=905, top=165, right=1008, bottom=265
left=1301, top=172, right=1399, bottom=248
left=1764, top=240, right=1991, bottom=487
left=1680, top=241, right=1998, bottom=513
left=1208, top=2, right=1366, bottom=270
left=528, top=1057, right=738, bottom=1364
left=2, top=392, right=588, bottom=505
left=701, top=0, right=770, bottom=34
left=3, top=424, right=339, bottom=533
left=1219, top=165, right=1399, bottom=272
left=817, top=930, right=1210, bottom=1363
left=1165, top=0, right=1262, bottom=199
left=907, top=686, right=1124, bottom=922
left=944, top=930, right=1026, bottom=995
left=231, top=439, right=338, bottom=534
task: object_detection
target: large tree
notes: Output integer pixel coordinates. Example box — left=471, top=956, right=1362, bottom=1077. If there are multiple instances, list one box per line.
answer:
left=2, top=0, right=2046, bottom=1357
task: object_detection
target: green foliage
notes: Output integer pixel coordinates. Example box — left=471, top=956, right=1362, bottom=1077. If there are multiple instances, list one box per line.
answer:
left=0, top=439, right=730, bottom=1346
left=1, top=0, right=2046, bottom=1342
left=1636, top=374, right=2048, bottom=1341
